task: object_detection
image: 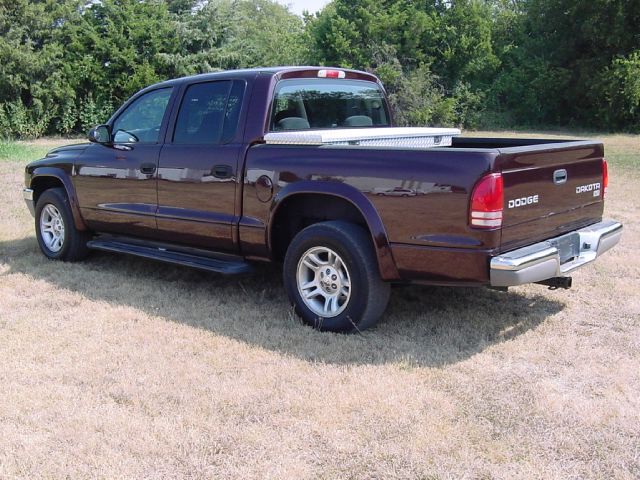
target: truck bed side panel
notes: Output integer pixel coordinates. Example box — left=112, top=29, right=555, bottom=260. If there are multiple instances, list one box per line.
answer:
left=241, top=144, right=499, bottom=282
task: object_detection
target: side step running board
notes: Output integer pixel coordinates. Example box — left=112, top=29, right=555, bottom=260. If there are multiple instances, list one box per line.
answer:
left=87, top=239, right=253, bottom=275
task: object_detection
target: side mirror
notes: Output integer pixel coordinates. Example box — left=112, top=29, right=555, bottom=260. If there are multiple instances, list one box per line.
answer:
left=88, top=125, right=111, bottom=144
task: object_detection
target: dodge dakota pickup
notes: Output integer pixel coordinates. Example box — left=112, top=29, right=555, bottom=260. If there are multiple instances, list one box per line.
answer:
left=23, top=67, right=623, bottom=332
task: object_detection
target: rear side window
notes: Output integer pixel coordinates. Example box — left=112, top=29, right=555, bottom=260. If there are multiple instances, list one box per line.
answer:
left=270, top=79, right=390, bottom=131
left=173, top=80, right=244, bottom=144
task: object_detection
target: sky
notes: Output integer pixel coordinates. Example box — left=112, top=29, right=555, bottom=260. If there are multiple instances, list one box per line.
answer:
left=275, top=0, right=331, bottom=16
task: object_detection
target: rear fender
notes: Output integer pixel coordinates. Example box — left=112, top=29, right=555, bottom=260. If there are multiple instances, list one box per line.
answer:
left=269, top=181, right=400, bottom=280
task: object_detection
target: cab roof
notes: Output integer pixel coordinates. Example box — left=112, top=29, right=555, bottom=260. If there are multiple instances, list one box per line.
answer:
left=152, top=66, right=380, bottom=89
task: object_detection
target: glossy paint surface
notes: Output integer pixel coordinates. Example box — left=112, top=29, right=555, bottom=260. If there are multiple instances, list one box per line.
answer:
left=25, top=145, right=89, bottom=230
left=24, top=67, right=607, bottom=285
left=495, top=140, right=605, bottom=250
left=240, top=143, right=501, bottom=270
left=156, top=143, right=241, bottom=250
left=74, top=142, right=162, bottom=237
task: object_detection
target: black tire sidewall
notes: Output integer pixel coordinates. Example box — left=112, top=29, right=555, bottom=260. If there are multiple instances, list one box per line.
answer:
left=283, top=223, right=376, bottom=333
left=35, top=189, right=75, bottom=260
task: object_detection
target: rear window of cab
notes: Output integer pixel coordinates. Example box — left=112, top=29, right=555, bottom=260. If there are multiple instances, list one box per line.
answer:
left=270, top=79, right=390, bottom=131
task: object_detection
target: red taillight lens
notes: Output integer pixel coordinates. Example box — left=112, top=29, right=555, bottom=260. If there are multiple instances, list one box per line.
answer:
left=602, top=158, right=609, bottom=198
left=470, top=173, right=503, bottom=229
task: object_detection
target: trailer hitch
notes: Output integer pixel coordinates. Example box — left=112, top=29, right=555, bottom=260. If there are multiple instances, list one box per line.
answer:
left=536, top=277, right=572, bottom=290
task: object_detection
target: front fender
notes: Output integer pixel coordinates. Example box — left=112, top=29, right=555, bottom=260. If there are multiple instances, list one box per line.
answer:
left=269, top=180, right=400, bottom=280
left=30, top=167, right=87, bottom=231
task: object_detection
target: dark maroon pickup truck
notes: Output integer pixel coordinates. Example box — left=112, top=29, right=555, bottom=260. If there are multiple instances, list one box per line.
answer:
left=23, top=67, right=622, bottom=332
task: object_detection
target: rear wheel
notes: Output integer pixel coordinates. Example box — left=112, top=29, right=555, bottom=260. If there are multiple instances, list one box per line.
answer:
left=283, top=221, right=390, bottom=333
left=35, top=188, right=91, bottom=261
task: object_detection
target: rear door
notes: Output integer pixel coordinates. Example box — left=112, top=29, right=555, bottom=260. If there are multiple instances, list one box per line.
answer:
left=498, top=141, right=605, bottom=251
left=156, top=80, right=246, bottom=251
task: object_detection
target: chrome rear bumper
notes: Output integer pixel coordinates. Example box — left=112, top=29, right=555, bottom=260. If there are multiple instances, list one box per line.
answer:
left=490, top=219, right=623, bottom=287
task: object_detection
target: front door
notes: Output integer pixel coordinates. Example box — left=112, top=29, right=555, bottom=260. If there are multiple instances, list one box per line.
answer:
left=74, top=87, right=174, bottom=238
left=156, top=80, right=245, bottom=251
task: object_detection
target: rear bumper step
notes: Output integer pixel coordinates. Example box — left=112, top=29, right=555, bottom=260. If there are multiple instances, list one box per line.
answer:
left=87, top=239, right=253, bottom=275
left=490, top=219, right=622, bottom=287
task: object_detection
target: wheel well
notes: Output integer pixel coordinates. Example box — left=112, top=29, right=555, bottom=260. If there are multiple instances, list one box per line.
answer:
left=31, top=176, right=65, bottom=204
left=271, top=194, right=370, bottom=262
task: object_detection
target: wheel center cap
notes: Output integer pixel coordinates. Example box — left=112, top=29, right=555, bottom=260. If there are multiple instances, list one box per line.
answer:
left=320, top=267, right=340, bottom=293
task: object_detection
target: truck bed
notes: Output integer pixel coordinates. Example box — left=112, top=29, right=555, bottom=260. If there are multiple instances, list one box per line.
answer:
left=243, top=137, right=605, bottom=283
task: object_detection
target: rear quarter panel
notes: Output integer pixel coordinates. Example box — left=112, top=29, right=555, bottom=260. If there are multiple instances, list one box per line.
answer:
left=240, top=144, right=500, bottom=281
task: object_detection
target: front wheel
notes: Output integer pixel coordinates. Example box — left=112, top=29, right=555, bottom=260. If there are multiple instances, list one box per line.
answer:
left=283, top=221, right=391, bottom=333
left=35, top=187, right=91, bottom=261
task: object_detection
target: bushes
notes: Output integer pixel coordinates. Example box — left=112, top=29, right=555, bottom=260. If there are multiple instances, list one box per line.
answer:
left=384, top=65, right=484, bottom=128
left=0, top=97, right=114, bottom=139
left=387, top=66, right=455, bottom=127
left=78, top=96, right=115, bottom=135
left=0, top=101, right=56, bottom=139
left=0, top=0, right=308, bottom=139
left=308, top=0, right=496, bottom=128
left=1, top=0, right=639, bottom=137
left=593, top=51, right=640, bottom=131
left=57, top=101, right=80, bottom=136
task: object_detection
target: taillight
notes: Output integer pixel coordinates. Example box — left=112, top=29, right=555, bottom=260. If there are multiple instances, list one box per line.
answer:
left=470, top=173, right=503, bottom=229
left=602, top=158, right=609, bottom=198
left=318, top=69, right=345, bottom=79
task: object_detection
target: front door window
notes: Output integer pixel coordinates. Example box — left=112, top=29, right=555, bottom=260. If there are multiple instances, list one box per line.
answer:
left=112, top=88, right=173, bottom=144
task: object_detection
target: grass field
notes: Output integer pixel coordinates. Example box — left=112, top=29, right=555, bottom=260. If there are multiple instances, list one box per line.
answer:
left=1, top=132, right=638, bottom=479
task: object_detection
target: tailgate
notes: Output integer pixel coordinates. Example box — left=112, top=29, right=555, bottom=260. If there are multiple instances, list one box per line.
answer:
left=497, top=141, right=605, bottom=251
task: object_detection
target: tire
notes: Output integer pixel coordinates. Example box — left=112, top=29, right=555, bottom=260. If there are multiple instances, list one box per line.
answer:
left=283, top=221, right=391, bottom=333
left=35, top=187, right=91, bottom=261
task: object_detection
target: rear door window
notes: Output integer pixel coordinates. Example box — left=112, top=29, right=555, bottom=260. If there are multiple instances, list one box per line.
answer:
left=173, top=80, right=245, bottom=145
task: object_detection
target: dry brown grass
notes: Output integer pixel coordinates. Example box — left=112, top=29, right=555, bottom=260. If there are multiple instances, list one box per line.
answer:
left=1, top=132, right=639, bottom=479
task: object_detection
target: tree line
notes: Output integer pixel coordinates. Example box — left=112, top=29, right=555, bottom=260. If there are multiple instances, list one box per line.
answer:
left=0, top=0, right=638, bottom=138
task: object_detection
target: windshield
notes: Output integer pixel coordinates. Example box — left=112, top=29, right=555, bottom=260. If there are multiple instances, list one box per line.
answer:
left=270, top=79, right=390, bottom=131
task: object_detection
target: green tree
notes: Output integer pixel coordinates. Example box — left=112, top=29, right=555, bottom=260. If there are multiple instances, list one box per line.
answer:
left=489, top=0, right=640, bottom=130
left=3, top=0, right=639, bottom=137
left=0, top=0, right=82, bottom=137
left=0, top=0, right=306, bottom=137
left=164, top=0, right=306, bottom=75
left=307, top=0, right=496, bottom=126
left=73, top=0, right=182, bottom=100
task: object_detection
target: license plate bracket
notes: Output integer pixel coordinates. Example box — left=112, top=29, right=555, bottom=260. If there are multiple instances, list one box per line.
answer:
left=551, top=232, right=580, bottom=264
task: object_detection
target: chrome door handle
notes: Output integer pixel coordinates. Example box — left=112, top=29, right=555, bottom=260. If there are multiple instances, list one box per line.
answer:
left=212, top=165, right=232, bottom=179
left=140, top=163, right=157, bottom=174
